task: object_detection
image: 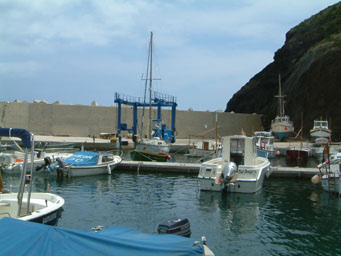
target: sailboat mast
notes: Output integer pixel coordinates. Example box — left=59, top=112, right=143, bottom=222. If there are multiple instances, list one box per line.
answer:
left=149, top=32, right=153, bottom=139
left=278, top=74, right=283, bottom=117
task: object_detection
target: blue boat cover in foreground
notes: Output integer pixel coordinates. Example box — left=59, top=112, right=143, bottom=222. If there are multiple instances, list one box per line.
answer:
left=0, top=128, right=32, bottom=148
left=0, top=218, right=204, bottom=256
left=64, top=151, right=99, bottom=166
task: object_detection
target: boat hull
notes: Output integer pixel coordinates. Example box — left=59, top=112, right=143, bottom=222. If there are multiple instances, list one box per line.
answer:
left=257, top=149, right=276, bottom=159
left=286, top=149, right=309, bottom=167
left=130, top=150, right=169, bottom=162
left=310, top=128, right=331, bottom=140
left=0, top=192, right=64, bottom=226
left=321, top=177, right=340, bottom=193
left=198, top=158, right=271, bottom=193
left=61, top=163, right=119, bottom=177
left=272, top=130, right=292, bottom=141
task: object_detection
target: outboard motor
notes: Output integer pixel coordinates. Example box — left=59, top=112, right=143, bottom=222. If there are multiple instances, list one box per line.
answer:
left=157, top=218, right=191, bottom=237
left=221, top=162, right=237, bottom=183
left=35, top=156, right=52, bottom=171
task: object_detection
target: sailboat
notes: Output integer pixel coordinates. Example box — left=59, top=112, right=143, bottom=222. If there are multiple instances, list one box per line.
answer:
left=271, top=74, right=294, bottom=141
left=130, top=32, right=171, bottom=162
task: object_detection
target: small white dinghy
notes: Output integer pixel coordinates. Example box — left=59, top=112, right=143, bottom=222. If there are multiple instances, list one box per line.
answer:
left=47, top=151, right=122, bottom=177
left=198, top=135, right=271, bottom=193
left=0, top=128, right=64, bottom=225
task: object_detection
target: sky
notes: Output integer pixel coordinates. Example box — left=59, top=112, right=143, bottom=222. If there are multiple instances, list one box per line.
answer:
left=0, top=0, right=339, bottom=111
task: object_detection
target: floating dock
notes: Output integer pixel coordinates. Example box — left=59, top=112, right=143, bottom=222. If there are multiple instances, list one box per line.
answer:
left=117, top=161, right=318, bottom=178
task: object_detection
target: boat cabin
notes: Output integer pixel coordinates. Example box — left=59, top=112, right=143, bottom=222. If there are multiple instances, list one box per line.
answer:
left=313, top=120, right=329, bottom=129
left=221, top=135, right=257, bottom=166
left=272, top=116, right=291, bottom=124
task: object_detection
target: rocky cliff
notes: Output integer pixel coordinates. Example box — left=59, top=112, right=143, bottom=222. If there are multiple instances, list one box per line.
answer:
left=225, top=2, right=341, bottom=141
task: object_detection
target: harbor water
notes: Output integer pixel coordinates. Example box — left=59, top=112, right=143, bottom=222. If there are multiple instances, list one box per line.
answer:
left=2, top=168, right=341, bottom=256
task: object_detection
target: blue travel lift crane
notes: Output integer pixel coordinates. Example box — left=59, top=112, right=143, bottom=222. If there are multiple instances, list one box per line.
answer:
left=114, top=92, right=177, bottom=146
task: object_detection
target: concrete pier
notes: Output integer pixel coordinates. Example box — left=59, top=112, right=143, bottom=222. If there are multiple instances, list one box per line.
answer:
left=117, top=160, right=318, bottom=178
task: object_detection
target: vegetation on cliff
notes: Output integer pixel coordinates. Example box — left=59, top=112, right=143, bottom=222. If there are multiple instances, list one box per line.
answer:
left=225, top=2, right=341, bottom=141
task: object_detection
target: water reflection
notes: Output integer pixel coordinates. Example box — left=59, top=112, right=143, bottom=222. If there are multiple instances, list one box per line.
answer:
left=199, top=190, right=268, bottom=233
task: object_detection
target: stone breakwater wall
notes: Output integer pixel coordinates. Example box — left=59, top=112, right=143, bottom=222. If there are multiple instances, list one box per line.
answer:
left=0, top=102, right=262, bottom=139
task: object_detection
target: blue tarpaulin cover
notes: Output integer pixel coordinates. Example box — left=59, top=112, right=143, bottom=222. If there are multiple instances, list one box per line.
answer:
left=0, top=218, right=203, bottom=256
left=64, top=151, right=99, bottom=166
left=0, top=128, right=32, bottom=148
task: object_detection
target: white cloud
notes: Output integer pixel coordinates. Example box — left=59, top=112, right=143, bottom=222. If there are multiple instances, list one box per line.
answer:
left=0, top=0, right=339, bottom=110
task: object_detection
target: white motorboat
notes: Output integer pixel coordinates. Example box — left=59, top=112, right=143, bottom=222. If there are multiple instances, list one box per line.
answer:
left=0, top=128, right=64, bottom=225
left=198, top=135, right=271, bottom=193
left=0, top=150, right=74, bottom=173
left=271, top=74, right=294, bottom=141
left=0, top=192, right=64, bottom=225
left=47, top=151, right=122, bottom=177
left=310, top=119, right=331, bottom=143
left=254, top=131, right=276, bottom=158
left=312, top=152, right=341, bottom=194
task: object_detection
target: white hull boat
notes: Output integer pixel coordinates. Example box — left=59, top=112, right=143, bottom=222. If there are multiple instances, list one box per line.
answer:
left=0, top=151, right=73, bottom=173
left=198, top=135, right=271, bottom=194
left=0, top=192, right=64, bottom=225
left=0, top=128, right=64, bottom=225
left=310, top=120, right=331, bottom=142
left=47, top=151, right=122, bottom=177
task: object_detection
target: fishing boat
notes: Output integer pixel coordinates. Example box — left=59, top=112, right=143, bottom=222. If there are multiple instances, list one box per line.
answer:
left=46, top=151, right=122, bottom=177
left=130, top=32, right=172, bottom=162
left=271, top=74, right=294, bottom=141
left=0, top=128, right=64, bottom=225
left=0, top=217, right=215, bottom=256
left=254, top=131, right=276, bottom=158
left=312, top=151, right=341, bottom=194
left=198, top=135, right=271, bottom=193
left=310, top=119, right=331, bottom=143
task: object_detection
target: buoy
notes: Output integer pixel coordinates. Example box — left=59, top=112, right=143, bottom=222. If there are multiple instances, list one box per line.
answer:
left=275, top=151, right=280, bottom=156
left=311, top=174, right=320, bottom=184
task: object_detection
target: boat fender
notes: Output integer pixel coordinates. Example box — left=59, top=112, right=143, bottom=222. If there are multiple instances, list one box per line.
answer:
left=167, top=154, right=171, bottom=160
left=311, top=174, right=321, bottom=184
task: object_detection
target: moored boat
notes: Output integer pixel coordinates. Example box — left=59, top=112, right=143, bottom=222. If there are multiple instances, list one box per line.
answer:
left=310, top=119, right=331, bottom=143
left=130, top=137, right=171, bottom=162
left=0, top=128, right=64, bottom=225
left=271, top=74, right=294, bottom=141
left=254, top=131, right=276, bottom=158
left=198, top=135, right=271, bottom=193
left=46, top=151, right=122, bottom=177
left=286, top=147, right=310, bottom=166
